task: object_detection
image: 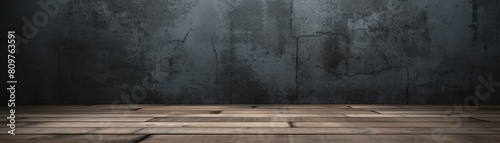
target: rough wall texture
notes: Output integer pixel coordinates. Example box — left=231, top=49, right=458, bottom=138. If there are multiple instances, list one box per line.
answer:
left=3, top=0, right=500, bottom=104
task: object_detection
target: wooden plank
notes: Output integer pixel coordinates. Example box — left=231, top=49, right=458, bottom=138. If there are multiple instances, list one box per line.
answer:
left=448, top=134, right=500, bottom=142
left=9, top=106, right=498, bottom=113
left=135, top=127, right=500, bottom=135
left=4, top=110, right=218, bottom=114
left=3, top=127, right=499, bottom=135
left=112, top=105, right=253, bottom=109
left=220, top=110, right=376, bottom=114
left=379, top=105, right=498, bottom=109
left=16, top=113, right=500, bottom=118
left=348, top=105, right=500, bottom=109
left=349, top=105, right=497, bottom=110
left=401, top=105, right=500, bottom=109
left=147, top=117, right=484, bottom=122
left=348, top=105, right=404, bottom=108
left=19, top=118, right=153, bottom=122
left=1, top=104, right=499, bottom=143
left=355, top=108, right=500, bottom=111
left=139, top=108, right=369, bottom=111
left=0, top=121, right=29, bottom=132
left=0, top=128, right=142, bottom=135
left=16, top=114, right=347, bottom=118
left=23, top=122, right=291, bottom=128
left=138, top=108, right=500, bottom=111
left=24, top=121, right=500, bottom=129
left=375, top=110, right=500, bottom=114
left=0, top=135, right=146, bottom=143
left=0, top=108, right=139, bottom=112
left=255, top=105, right=351, bottom=109
left=291, top=122, right=500, bottom=128
left=474, top=118, right=500, bottom=122
left=134, top=111, right=219, bottom=114
left=344, top=114, right=500, bottom=118
left=139, top=135, right=500, bottom=143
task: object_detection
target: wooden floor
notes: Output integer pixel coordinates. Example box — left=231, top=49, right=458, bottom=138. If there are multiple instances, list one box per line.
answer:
left=2, top=104, right=500, bottom=143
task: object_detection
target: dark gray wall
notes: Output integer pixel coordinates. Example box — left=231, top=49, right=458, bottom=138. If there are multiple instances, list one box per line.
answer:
left=3, top=0, right=500, bottom=104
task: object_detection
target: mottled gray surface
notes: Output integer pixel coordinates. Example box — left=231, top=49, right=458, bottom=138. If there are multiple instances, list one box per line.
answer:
left=2, top=0, right=499, bottom=104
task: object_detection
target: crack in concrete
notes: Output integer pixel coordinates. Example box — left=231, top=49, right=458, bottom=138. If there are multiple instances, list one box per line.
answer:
left=304, top=65, right=337, bottom=74
left=289, top=0, right=353, bottom=101
left=294, top=32, right=352, bottom=99
left=297, top=31, right=352, bottom=74
left=309, top=64, right=407, bottom=78
left=212, top=38, right=219, bottom=98
left=287, top=0, right=414, bottom=104
left=344, top=66, right=407, bottom=77
left=171, top=29, right=193, bottom=43
left=290, top=0, right=299, bottom=102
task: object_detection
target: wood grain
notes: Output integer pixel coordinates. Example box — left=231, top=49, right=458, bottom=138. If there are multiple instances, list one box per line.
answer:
left=0, top=135, right=146, bottom=143
left=147, top=117, right=484, bottom=122
left=291, top=122, right=500, bottom=128
left=139, top=135, right=500, bottom=143
left=3, top=104, right=500, bottom=142
left=23, top=122, right=291, bottom=128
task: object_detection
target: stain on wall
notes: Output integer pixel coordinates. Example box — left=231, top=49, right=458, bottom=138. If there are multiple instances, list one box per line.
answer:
left=3, top=0, right=499, bottom=104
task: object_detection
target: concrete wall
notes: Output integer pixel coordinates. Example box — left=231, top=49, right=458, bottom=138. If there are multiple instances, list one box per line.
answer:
left=3, top=0, right=499, bottom=104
